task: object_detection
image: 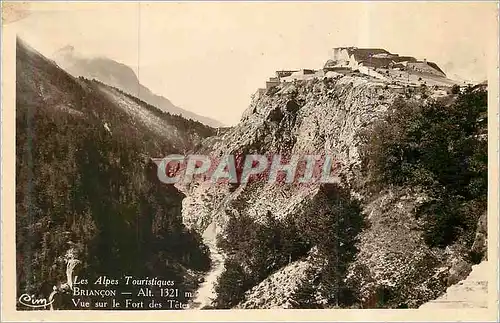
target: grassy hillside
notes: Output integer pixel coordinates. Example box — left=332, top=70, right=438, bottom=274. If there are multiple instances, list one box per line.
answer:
left=15, top=38, right=211, bottom=309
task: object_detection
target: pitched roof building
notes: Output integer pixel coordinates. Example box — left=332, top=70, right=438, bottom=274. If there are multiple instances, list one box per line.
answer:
left=327, top=47, right=446, bottom=77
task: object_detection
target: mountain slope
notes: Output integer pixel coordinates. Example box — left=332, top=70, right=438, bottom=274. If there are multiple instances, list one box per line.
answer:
left=52, top=45, right=225, bottom=128
left=180, top=70, right=487, bottom=309
left=16, top=38, right=212, bottom=309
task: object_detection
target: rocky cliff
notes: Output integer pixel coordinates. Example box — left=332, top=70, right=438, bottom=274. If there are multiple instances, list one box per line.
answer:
left=181, top=72, right=487, bottom=308
left=182, top=75, right=396, bottom=230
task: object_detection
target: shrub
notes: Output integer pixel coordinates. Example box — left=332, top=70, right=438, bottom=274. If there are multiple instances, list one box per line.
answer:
left=292, top=268, right=322, bottom=309
left=295, top=184, right=365, bottom=306
left=214, top=210, right=311, bottom=308
left=360, top=87, right=487, bottom=247
left=213, top=259, right=252, bottom=309
left=214, top=184, right=365, bottom=308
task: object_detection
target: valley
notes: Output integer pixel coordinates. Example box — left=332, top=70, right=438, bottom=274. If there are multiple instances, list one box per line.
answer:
left=15, top=38, right=488, bottom=310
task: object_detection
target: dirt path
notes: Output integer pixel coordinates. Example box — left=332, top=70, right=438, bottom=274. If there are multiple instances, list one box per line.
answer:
left=419, top=261, right=489, bottom=309
left=189, top=222, right=225, bottom=309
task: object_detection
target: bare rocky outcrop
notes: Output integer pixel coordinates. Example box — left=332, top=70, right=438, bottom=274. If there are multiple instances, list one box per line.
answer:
left=182, top=75, right=398, bottom=232
left=471, top=212, right=488, bottom=261
left=236, top=260, right=316, bottom=309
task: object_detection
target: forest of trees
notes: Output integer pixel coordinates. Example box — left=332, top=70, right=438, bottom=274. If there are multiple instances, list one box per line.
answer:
left=213, top=184, right=365, bottom=308
left=360, top=85, right=487, bottom=251
left=16, top=38, right=211, bottom=309
left=212, top=84, right=487, bottom=309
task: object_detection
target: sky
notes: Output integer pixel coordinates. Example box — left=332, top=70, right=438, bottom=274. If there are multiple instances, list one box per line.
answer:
left=10, top=2, right=498, bottom=125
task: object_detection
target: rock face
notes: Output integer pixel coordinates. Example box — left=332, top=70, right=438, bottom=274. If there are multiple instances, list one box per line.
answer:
left=471, top=212, right=488, bottom=261
left=181, top=72, right=483, bottom=309
left=182, top=75, right=397, bottom=231
left=235, top=247, right=325, bottom=309
left=236, top=260, right=315, bottom=309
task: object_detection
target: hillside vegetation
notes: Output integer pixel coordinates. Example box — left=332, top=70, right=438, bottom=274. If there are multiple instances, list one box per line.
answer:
left=16, top=38, right=212, bottom=309
left=360, top=85, right=487, bottom=251
left=181, top=74, right=488, bottom=309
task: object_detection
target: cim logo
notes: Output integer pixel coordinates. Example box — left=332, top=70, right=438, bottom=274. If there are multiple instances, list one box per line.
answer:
left=18, top=293, right=54, bottom=309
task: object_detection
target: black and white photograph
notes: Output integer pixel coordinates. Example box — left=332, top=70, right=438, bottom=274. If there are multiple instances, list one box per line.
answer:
left=1, top=1, right=498, bottom=321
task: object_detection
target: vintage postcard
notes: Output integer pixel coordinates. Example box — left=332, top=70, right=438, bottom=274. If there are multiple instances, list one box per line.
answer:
left=1, top=1, right=499, bottom=322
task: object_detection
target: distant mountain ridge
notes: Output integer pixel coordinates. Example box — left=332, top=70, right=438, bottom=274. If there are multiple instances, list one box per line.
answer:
left=52, top=45, right=225, bottom=128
